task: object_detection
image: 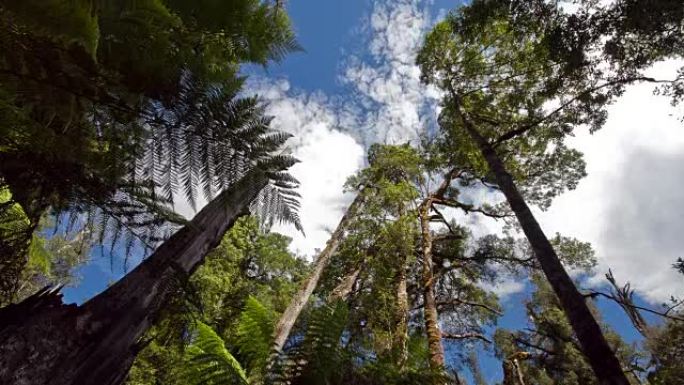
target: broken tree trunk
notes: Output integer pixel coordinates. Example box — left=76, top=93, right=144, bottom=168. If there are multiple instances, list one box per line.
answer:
left=0, top=171, right=268, bottom=385
left=272, top=192, right=365, bottom=353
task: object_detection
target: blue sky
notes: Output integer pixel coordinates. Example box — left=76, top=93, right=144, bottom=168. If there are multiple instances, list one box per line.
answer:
left=62, top=0, right=684, bottom=382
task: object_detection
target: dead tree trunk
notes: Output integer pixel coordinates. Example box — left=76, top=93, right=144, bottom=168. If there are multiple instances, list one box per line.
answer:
left=451, top=96, right=630, bottom=385
left=0, top=171, right=268, bottom=385
left=502, top=352, right=529, bottom=385
left=272, top=192, right=365, bottom=353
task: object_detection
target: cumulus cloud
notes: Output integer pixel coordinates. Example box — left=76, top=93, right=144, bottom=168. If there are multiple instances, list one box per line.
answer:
left=340, top=0, right=442, bottom=145
left=538, top=59, right=684, bottom=302
left=242, top=0, right=446, bottom=256
left=247, top=79, right=365, bottom=256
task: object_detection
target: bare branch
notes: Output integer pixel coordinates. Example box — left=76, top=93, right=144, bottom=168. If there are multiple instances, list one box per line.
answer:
left=442, top=332, right=492, bottom=344
left=437, top=298, right=503, bottom=316
left=583, top=290, right=684, bottom=323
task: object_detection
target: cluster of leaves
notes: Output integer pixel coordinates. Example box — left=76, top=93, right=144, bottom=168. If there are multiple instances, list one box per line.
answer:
left=0, top=0, right=302, bottom=298
left=0, top=188, right=91, bottom=304
left=494, top=276, right=645, bottom=385
left=126, top=216, right=308, bottom=385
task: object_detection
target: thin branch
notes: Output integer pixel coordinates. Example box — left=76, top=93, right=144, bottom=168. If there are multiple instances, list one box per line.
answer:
left=442, top=332, right=492, bottom=344
left=436, top=298, right=503, bottom=316
left=433, top=197, right=510, bottom=219
left=492, top=76, right=680, bottom=146
left=583, top=290, right=684, bottom=322
left=430, top=205, right=458, bottom=237
left=514, top=337, right=555, bottom=356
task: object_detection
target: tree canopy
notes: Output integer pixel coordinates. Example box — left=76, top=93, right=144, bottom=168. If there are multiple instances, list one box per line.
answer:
left=1, top=1, right=684, bottom=384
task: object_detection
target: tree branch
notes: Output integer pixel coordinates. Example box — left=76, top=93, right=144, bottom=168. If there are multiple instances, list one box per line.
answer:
left=582, top=290, right=684, bottom=323
left=442, top=332, right=492, bottom=343
left=492, top=76, right=680, bottom=146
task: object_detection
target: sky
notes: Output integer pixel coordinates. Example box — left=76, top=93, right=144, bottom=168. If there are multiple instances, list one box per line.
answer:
left=62, top=0, right=684, bottom=382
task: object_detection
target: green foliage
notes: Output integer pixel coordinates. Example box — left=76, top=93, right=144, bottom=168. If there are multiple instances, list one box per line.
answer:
left=3, top=0, right=100, bottom=55
left=0, top=0, right=302, bottom=291
left=276, top=301, right=350, bottom=385
left=494, top=276, right=644, bottom=385
left=646, top=315, right=684, bottom=384
left=127, top=216, right=307, bottom=385
left=417, top=1, right=603, bottom=209
left=0, top=189, right=89, bottom=304
left=185, top=322, right=249, bottom=385
left=164, top=0, right=302, bottom=65
left=236, top=296, right=275, bottom=379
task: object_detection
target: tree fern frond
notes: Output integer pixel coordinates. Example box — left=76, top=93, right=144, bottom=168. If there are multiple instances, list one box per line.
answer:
left=236, top=296, right=275, bottom=376
left=269, top=301, right=349, bottom=385
left=184, top=322, right=248, bottom=385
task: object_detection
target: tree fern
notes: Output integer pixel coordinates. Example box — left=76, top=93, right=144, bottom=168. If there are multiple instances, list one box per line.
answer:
left=236, top=296, right=276, bottom=379
left=269, top=301, right=350, bottom=385
left=0, top=0, right=302, bottom=282
left=185, top=322, right=249, bottom=385
left=0, top=188, right=34, bottom=303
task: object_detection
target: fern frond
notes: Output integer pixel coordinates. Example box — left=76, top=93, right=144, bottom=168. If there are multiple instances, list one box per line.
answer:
left=269, top=301, right=349, bottom=385
left=184, top=322, right=248, bottom=385
left=236, top=296, right=275, bottom=376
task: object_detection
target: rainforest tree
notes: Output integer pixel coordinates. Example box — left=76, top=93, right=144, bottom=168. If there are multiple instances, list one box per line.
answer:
left=0, top=0, right=301, bottom=299
left=0, top=1, right=302, bottom=384
left=415, top=0, right=684, bottom=382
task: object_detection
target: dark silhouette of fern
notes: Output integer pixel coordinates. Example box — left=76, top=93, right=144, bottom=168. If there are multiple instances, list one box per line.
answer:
left=52, top=75, right=302, bottom=266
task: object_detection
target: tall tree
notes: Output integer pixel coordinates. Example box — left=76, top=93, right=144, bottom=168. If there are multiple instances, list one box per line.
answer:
left=0, top=167, right=280, bottom=385
left=494, top=275, right=645, bottom=385
left=126, top=216, right=308, bottom=385
left=0, top=84, right=300, bottom=384
left=271, top=191, right=365, bottom=354
left=415, top=1, right=679, bottom=382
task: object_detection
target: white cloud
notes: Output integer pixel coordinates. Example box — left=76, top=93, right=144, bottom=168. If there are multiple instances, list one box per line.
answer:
left=249, top=0, right=445, bottom=256
left=538, top=59, right=684, bottom=302
left=177, top=1, right=684, bottom=306
left=340, top=0, right=442, bottom=145
left=482, top=278, right=527, bottom=300
left=245, top=79, right=365, bottom=257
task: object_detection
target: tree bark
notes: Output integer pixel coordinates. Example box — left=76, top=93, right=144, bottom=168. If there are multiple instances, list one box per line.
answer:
left=327, top=268, right=361, bottom=302
left=0, top=171, right=268, bottom=385
left=452, top=98, right=630, bottom=385
left=419, top=199, right=446, bottom=372
left=272, top=192, right=365, bottom=353
left=393, top=261, right=409, bottom=369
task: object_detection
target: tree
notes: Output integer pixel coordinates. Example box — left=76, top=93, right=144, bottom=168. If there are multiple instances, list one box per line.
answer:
left=494, top=275, right=646, bottom=385
left=126, top=216, right=308, bottom=385
left=271, top=191, right=365, bottom=354
left=416, top=1, right=669, bottom=382
left=0, top=0, right=301, bottom=298
left=0, top=188, right=91, bottom=305
left=646, top=314, right=684, bottom=384
left=0, top=166, right=289, bottom=385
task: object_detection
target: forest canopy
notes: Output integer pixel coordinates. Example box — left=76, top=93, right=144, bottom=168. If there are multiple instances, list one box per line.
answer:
left=0, top=1, right=683, bottom=385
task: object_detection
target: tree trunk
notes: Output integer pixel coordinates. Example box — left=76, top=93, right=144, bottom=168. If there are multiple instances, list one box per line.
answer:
left=502, top=352, right=529, bottom=385
left=327, top=268, right=361, bottom=302
left=393, top=261, right=409, bottom=369
left=452, top=99, right=630, bottom=385
left=0, top=171, right=268, bottom=385
left=419, top=199, right=446, bottom=372
left=272, top=192, right=365, bottom=353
